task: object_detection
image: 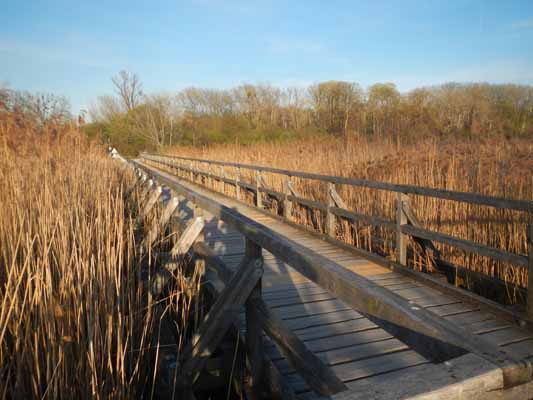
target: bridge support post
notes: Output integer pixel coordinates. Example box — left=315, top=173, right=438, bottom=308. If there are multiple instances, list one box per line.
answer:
left=527, top=223, right=533, bottom=321
left=396, top=193, right=409, bottom=265
left=244, top=238, right=264, bottom=395
left=326, top=183, right=336, bottom=237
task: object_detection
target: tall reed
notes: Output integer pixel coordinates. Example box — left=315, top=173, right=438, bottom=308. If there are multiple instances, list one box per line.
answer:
left=165, top=135, right=533, bottom=303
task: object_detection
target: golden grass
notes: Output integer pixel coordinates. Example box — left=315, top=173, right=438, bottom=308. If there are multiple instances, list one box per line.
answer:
left=164, top=135, right=533, bottom=304
left=0, top=133, right=203, bottom=398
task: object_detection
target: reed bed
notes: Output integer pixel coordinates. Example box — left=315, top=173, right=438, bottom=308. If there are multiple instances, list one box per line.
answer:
left=164, top=135, right=533, bottom=304
left=0, top=133, right=203, bottom=399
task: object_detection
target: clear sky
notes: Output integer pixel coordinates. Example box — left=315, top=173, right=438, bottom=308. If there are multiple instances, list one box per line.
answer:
left=1, top=0, right=533, bottom=114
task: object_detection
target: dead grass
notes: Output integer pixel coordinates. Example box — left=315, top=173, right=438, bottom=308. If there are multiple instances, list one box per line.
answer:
left=0, top=132, right=203, bottom=398
left=164, top=135, right=533, bottom=304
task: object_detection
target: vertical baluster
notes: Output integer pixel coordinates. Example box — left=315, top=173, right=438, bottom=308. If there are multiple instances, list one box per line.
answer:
left=396, top=193, right=409, bottom=265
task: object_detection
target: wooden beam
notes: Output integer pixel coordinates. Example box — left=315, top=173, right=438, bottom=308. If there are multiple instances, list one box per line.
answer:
left=396, top=193, right=408, bottom=265
left=249, top=297, right=347, bottom=395
left=141, top=185, right=163, bottom=217
left=401, top=224, right=528, bottom=268
left=143, top=196, right=179, bottom=250
left=202, top=261, right=297, bottom=400
left=329, top=185, right=347, bottom=209
left=133, top=161, right=532, bottom=388
left=177, top=256, right=263, bottom=386
left=326, top=182, right=336, bottom=237
left=141, top=153, right=533, bottom=212
left=170, top=217, right=205, bottom=257
left=245, top=239, right=265, bottom=396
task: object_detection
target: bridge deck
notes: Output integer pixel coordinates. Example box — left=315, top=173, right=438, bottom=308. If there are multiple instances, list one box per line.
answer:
left=139, top=160, right=533, bottom=399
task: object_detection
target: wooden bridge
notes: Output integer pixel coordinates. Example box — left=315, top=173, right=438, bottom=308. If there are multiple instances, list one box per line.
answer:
left=120, top=151, right=533, bottom=399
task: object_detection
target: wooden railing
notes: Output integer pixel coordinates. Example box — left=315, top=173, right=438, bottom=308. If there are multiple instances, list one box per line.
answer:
left=117, top=152, right=533, bottom=397
left=139, top=152, right=533, bottom=324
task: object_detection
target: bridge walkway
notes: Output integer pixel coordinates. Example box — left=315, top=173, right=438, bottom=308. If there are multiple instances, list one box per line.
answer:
left=138, top=160, right=533, bottom=399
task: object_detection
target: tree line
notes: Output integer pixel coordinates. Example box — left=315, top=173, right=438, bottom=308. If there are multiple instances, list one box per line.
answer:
left=86, top=72, right=533, bottom=155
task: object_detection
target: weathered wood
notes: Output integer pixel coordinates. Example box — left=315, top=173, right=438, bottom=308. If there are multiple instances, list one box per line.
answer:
left=196, top=237, right=346, bottom=396
left=326, top=182, right=336, bottom=237
left=329, top=206, right=396, bottom=229
left=220, top=166, right=225, bottom=194
left=401, top=224, right=528, bottom=268
left=170, top=217, right=205, bottom=257
left=141, top=185, right=163, bottom=217
left=286, top=194, right=327, bottom=211
left=236, top=167, right=241, bottom=200
left=245, top=238, right=264, bottom=395
left=202, top=258, right=297, bottom=400
left=334, top=353, right=504, bottom=400
left=527, top=222, right=533, bottom=322
left=177, top=256, right=263, bottom=386
left=249, top=296, right=348, bottom=395
left=133, top=162, right=531, bottom=388
left=256, top=171, right=263, bottom=208
left=142, top=153, right=533, bottom=212
left=143, top=195, right=179, bottom=249
left=396, top=193, right=408, bottom=265
left=283, top=178, right=293, bottom=220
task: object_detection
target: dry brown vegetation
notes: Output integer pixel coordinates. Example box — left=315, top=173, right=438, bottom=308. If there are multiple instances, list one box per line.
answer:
left=0, top=109, right=204, bottom=397
left=165, top=134, right=533, bottom=304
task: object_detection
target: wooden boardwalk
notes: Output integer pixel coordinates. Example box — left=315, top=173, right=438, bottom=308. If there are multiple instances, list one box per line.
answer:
left=135, top=159, right=533, bottom=400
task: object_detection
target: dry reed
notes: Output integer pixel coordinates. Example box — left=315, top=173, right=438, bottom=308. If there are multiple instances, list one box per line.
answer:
left=164, top=134, right=533, bottom=304
left=0, top=133, right=203, bottom=398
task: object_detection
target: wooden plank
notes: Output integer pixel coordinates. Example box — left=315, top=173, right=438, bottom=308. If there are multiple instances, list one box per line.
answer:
left=293, top=317, right=376, bottom=342
left=337, top=353, right=504, bottom=400
left=275, top=338, right=409, bottom=375
left=143, top=195, right=180, bottom=249
left=479, top=327, right=533, bottom=346
left=267, top=292, right=336, bottom=309
left=140, top=184, right=163, bottom=217
left=401, top=224, right=528, bottom=268
left=171, top=217, right=205, bottom=257
left=249, top=297, right=348, bottom=395
left=275, top=300, right=352, bottom=320
left=503, top=339, right=533, bottom=358
left=282, top=309, right=362, bottom=332
left=135, top=160, right=533, bottom=388
left=285, top=350, right=428, bottom=393
left=296, top=328, right=393, bottom=354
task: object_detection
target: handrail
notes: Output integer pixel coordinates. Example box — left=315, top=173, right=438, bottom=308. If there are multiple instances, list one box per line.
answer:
left=140, top=152, right=533, bottom=324
left=132, top=157, right=533, bottom=388
left=150, top=153, right=533, bottom=212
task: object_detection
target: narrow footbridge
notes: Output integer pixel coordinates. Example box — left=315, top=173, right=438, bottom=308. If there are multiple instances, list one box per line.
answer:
left=124, top=152, right=533, bottom=399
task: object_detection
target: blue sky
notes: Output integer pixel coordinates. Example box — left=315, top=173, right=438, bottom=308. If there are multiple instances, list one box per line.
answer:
left=1, top=0, right=533, bottom=114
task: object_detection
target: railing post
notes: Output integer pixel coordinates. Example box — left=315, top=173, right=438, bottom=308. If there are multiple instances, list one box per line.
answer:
left=236, top=167, right=241, bottom=200
left=220, top=166, right=225, bottom=194
left=244, top=238, right=264, bottom=394
left=396, top=193, right=409, bottom=265
left=527, top=223, right=533, bottom=321
left=326, top=182, right=336, bottom=237
left=256, top=171, right=263, bottom=208
left=208, top=165, right=214, bottom=189
left=283, top=177, right=293, bottom=220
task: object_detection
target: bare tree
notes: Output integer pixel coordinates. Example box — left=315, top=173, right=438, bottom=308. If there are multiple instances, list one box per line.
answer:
left=111, top=70, right=143, bottom=111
